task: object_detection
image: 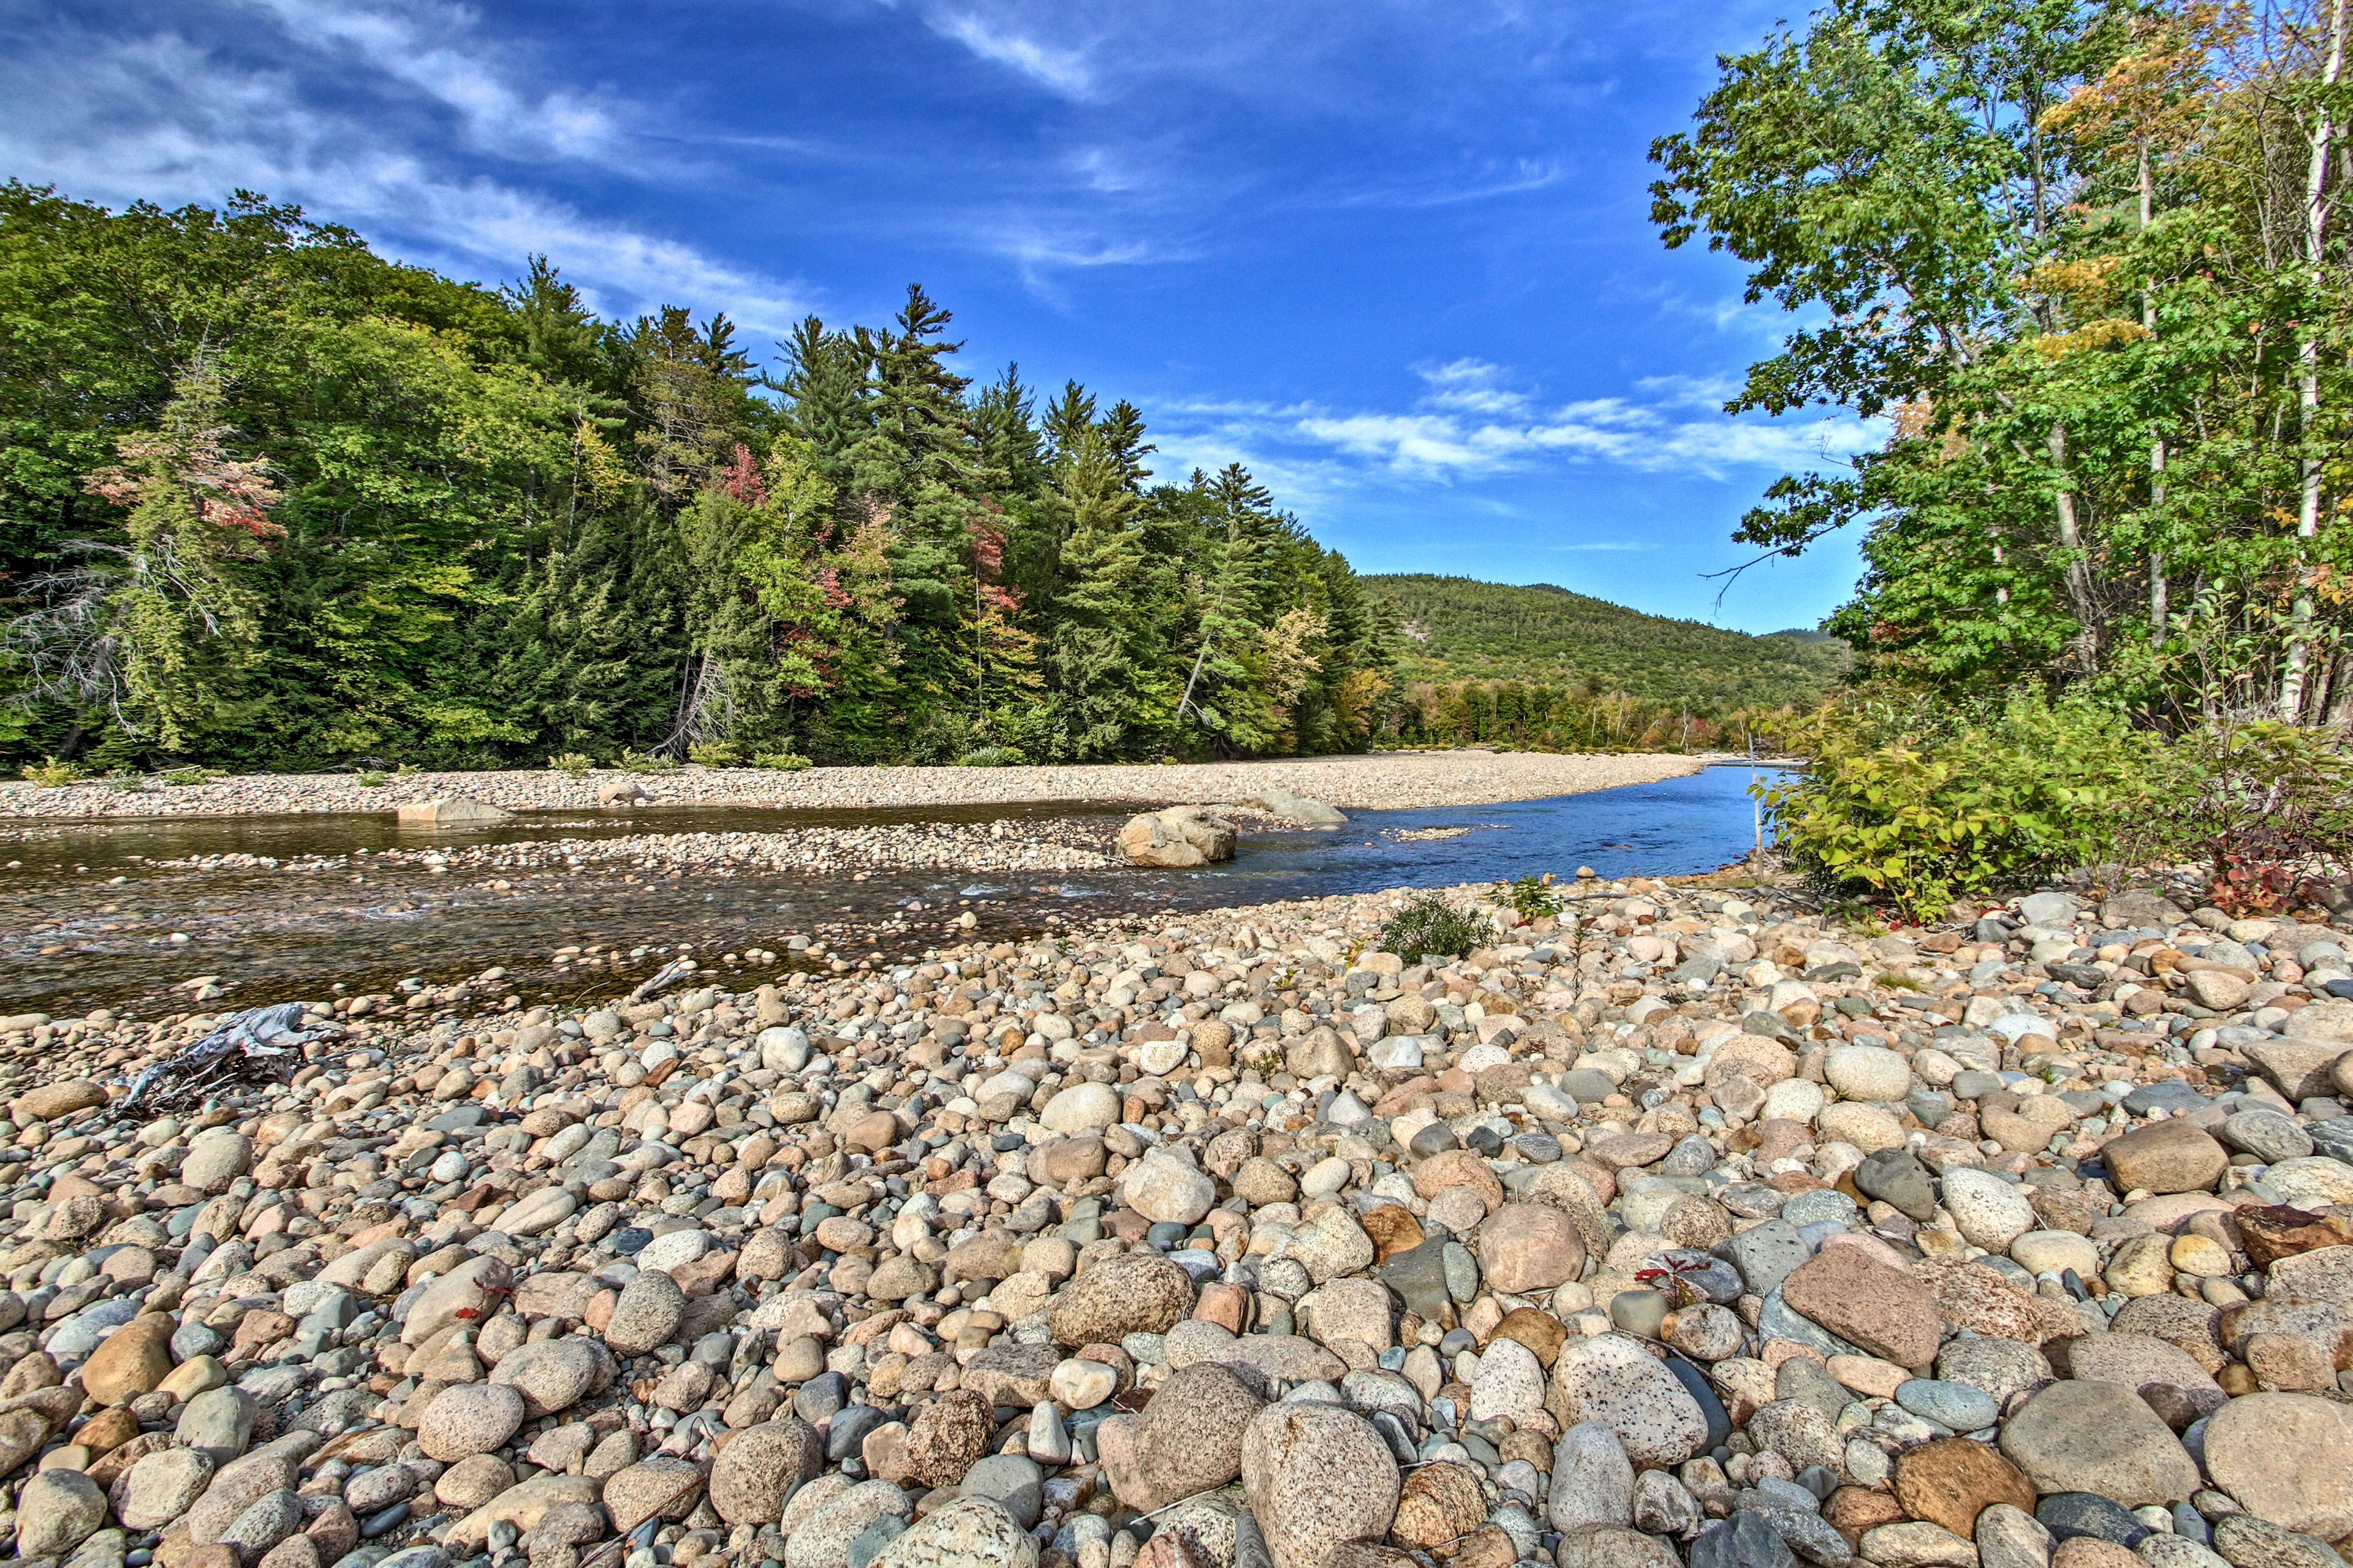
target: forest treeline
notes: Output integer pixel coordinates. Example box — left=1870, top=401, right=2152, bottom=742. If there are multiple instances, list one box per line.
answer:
left=0, top=184, right=1392, bottom=770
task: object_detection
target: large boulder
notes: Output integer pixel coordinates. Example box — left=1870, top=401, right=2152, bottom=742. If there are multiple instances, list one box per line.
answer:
left=1117, top=807, right=1237, bottom=868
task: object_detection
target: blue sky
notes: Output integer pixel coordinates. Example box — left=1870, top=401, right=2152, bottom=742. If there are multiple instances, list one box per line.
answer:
left=1, top=0, right=1878, bottom=633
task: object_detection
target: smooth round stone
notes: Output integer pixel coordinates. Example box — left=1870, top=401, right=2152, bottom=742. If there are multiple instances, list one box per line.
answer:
left=1514, top=1132, right=1563, bottom=1163
left=1610, top=1289, right=1671, bottom=1339
left=611, top=1228, right=652, bottom=1256
left=1826, top=1045, right=1914, bottom=1101
left=2011, top=1231, right=2101, bottom=1279
left=1895, top=1380, right=1999, bottom=1433
left=1145, top=1222, right=1188, bottom=1248
left=1049, top=1360, right=1118, bottom=1411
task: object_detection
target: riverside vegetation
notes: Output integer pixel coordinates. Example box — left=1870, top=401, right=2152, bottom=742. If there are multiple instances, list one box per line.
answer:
left=1649, top=0, right=2353, bottom=916
left=4, top=870, right=2353, bottom=1568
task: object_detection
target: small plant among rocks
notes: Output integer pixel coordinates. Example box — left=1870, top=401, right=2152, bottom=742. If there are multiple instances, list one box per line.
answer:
left=355, top=770, right=388, bottom=788
left=159, top=764, right=220, bottom=787
left=1503, top=873, right=1562, bottom=922
left=616, top=748, right=679, bottom=774
left=753, top=751, right=813, bottom=772
left=957, top=745, right=1026, bottom=767
left=548, top=752, right=594, bottom=778
left=19, top=757, right=83, bottom=787
left=688, top=741, right=743, bottom=767
left=1378, top=893, right=1491, bottom=961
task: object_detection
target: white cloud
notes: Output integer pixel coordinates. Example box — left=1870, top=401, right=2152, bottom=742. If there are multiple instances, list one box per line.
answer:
left=0, top=4, right=815, bottom=338
left=929, top=10, right=1096, bottom=98
left=1147, top=357, right=1884, bottom=497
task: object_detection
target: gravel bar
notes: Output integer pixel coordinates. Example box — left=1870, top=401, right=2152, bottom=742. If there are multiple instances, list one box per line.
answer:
left=0, top=750, right=1711, bottom=820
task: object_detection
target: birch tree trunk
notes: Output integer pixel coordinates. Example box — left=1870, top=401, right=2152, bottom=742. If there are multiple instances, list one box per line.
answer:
left=2281, top=0, right=2347, bottom=719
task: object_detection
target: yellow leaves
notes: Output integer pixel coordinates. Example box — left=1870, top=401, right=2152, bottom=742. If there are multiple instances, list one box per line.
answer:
left=2024, top=254, right=2127, bottom=304
left=2029, top=318, right=2154, bottom=358
left=2307, top=564, right=2353, bottom=607
left=1259, top=607, right=1327, bottom=706
left=1333, top=668, right=1389, bottom=743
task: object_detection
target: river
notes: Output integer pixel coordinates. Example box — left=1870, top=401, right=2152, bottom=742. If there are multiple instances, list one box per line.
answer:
left=0, top=763, right=1786, bottom=1017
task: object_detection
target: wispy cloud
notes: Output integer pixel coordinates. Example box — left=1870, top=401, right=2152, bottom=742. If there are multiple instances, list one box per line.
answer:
left=1418, top=358, right=1532, bottom=415
left=1148, top=356, right=1883, bottom=500
left=928, top=10, right=1096, bottom=99
left=236, top=0, right=619, bottom=161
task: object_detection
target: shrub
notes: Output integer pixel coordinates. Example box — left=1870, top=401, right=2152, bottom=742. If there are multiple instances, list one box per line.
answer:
left=355, top=770, right=388, bottom=788
left=1379, top=895, right=1493, bottom=961
left=2156, top=721, right=2353, bottom=916
left=956, top=746, right=1026, bottom=767
left=688, top=741, right=743, bottom=767
left=617, top=748, right=680, bottom=774
left=20, top=757, right=83, bottom=787
left=1764, top=692, right=2166, bottom=920
left=548, top=752, right=594, bottom=777
left=159, top=764, right=221, bottom=787
left=1504, top=874, right=1563, bottom=922
left=752, top=751, right=813, bottom=772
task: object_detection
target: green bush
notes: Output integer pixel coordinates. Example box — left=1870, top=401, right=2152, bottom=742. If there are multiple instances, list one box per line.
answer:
left=956, top=746, right=1026, bottom=767
left=159, top=764, right=221, bottom=787
left=688, top=741, right=743, bottom=767
left=616, top=748, right=680, bottom=774
left=355, top=770, right=388, bottom=788
left=1379, top=895, right=1493, bottom=962
left=1764, top=692, right=2165, bottom=920
left=752, top=751, right=812, bottom=772
left=1504, top=874, right=1563, bottom=922
left=548, top=752, right=594, bottom=777
left=20, top=757, right=83, bottom=787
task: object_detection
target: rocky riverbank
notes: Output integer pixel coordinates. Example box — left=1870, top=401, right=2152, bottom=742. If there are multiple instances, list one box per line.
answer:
left=3, top=871, right=2352, bottom=1568
left=0, top=752, right=1709, bottom=822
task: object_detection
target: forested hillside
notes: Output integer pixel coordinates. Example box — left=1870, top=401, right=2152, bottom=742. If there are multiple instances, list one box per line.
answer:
left=0, top=185, right=1387, bottom=771
left=1369, top=574, right=1848, bottom=711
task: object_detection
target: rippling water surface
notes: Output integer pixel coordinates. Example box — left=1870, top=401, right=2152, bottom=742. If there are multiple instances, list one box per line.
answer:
left=0, top=763, right=1786, bottom=1016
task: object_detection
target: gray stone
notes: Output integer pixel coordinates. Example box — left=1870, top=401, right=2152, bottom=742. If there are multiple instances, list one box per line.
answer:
left=1690, top=1512, right=1799, bottom=1568
left=604, top=1270, right=686, bottom=1356
left=1719, top=1220, right=1811, bottom=1295
left=1998, top=1381, right=2199, bottom=1506
left=1548, top=1422, right=1635, bottom=1533
left=17, top=1470, right=107, bottom=1558
left=711, top=1419, right=823, bottom=1526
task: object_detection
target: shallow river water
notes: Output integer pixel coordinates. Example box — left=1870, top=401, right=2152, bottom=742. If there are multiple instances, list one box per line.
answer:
left=0, top=763, right=1785, bottom=1017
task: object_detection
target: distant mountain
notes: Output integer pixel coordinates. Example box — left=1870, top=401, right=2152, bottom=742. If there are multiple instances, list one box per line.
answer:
left=1370, top=574, right=1849, bottom=712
